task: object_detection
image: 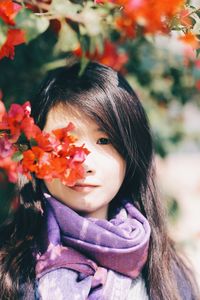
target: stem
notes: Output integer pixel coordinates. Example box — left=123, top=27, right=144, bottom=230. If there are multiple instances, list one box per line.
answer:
left=187, top=8, right=200, bottom=17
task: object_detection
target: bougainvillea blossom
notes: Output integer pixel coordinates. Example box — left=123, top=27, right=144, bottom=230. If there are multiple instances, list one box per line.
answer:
left=179, top=8, right=192, bottom=27
left=0, top=101, right=36, bottom=142
left=179, top=32, right=199, bottom=49
left=74, top=40, right=128, bottom=71
left=118, top=0, right=185, bottom=35
left=0, top=0, right=21, bottom=26
left=0, top=134, right=15, bottom=159
left=0, top=101, right=6, bottom=121
left=0, top=29, right=25, bottom=60
left=21, top=145, right=90, bottom=186
left=0, top=100, right=90, bottom=186
left=95, top=0, right=185, bottom=35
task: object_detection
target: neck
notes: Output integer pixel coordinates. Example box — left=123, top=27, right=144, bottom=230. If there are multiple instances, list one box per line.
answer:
left=78, top=204, right=109, bottom=220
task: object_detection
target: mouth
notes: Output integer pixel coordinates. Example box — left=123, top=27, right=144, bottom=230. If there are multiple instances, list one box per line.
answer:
left=69, top=184, right=99, bottom=193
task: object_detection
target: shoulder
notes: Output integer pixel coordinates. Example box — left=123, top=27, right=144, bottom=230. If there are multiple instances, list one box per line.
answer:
left=127, top=276, right=149, bottom=300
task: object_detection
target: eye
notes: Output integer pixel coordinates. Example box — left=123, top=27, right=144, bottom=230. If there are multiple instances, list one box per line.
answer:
left=97, top=137, right=111, bottom=145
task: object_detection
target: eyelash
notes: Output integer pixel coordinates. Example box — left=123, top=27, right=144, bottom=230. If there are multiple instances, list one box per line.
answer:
left=97, top=137, right=111, bottom=145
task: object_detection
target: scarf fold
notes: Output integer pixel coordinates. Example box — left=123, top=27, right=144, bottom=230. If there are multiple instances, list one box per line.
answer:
left=36, top=189, right=151, bottom=300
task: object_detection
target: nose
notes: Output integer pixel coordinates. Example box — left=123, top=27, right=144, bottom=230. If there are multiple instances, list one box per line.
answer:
left=82, top=149, right=96, bottom=174
left=75, top=138, right=97, bottom=174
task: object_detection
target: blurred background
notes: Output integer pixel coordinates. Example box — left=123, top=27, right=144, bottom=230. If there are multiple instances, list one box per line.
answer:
left=0, top=0, right=200, bottom=284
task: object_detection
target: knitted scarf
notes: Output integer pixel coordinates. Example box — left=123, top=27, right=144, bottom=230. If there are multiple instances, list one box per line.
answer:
left=35, top=189, right=151, bottom=300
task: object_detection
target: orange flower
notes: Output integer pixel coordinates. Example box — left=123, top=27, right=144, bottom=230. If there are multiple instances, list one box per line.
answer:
left=22, top=146, right=53, bottom=179
left=74, top=40, right=128, bottom=71
left=0, top=29, right=25, bottom=60
left=116, top=17, right=136, bottom=38
left=179, top=32, right=199, bottom=49
left=122, top=0, right=185, bottom=34
left=21, top=148, right=39, bottom=173
left=97, top=0, right=185, bottom=35
left=34, top=132, right=57, bottom=152
left=0, top=0, right=21, bottom=25
left=179, top=8, right=192, bottom=27
left=1, top=100, right=90, bottom=185
left=62, top=164, right=85, bottom=186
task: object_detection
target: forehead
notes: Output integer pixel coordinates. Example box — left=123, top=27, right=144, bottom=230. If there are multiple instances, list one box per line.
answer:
left=44, top=104, right=97, bottom=133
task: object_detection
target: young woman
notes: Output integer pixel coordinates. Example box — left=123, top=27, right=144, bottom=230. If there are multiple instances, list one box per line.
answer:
left=0, top=62, right=199, bottom=300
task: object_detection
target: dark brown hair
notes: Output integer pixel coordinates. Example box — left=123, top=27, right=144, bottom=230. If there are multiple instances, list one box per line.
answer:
left=0, top=62, right=199, bottom=299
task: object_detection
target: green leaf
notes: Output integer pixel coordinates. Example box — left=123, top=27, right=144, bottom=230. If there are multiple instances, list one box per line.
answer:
left=30, top=138, right=38, bottom=147
left=196, top=48, right=200, bottom=57
left=15, top=9, right=50, bottom=43
left=79, top=34, right=90, bottom=54
left=195, top=9, right=200, bottom=19
left=192, top=19, right=200, bottom=34
left=0, top=29, right=7, bottom=49
left=79, top=56, right=89, bottom=76
left=0, top=20, right=7, bottom=48
left=189, top=16, right=196, bottom=27
left=12, top=151, right=23, bottom=162
left=54, top=21, right=79, bottom=53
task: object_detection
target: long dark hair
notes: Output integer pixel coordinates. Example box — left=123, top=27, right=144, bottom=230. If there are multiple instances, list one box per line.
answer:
left=0, top=62, right=199, bottom=299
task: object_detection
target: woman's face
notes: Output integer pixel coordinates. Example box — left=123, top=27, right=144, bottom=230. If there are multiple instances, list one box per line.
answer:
left=43, top=104, right=126, bottom=220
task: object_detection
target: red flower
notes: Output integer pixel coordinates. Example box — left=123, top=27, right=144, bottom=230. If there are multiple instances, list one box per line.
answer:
left=52, top=123, right=77, bottom=155
left=0, top=0, right=21, bottom=25
left=0, top=156, right=18, bottom=183
left=63, top=145, right=90, bottom=186
left=195, top=60, right=200, bottom=69
left=0, top=101, right=40, bottom=142
left=62, top=164, right=86, bottom=186
left=34, top=132, right=58, bottom=152
left=195, top=80, right=200, bottom=91
left=0, top=102, right=24, bottom=142
left=0, top=134, right=15, bottom=158
left=21, top=135, right=90, bottom=185
left=116, top=17, right=136, bottom=38
left=21, top=116, right=41, bottom=140
left=0, top=101, right=6, bottom=122
left=74, top=40, right=128, bottom=71
left=68, top=145, right=90, bottom=164
left=0, top=29, right=25, bottom=60
left=0, top=100, right=90, bottom=186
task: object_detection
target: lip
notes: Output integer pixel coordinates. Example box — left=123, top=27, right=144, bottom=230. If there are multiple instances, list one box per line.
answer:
left=70, top=184, right=99, bottom=193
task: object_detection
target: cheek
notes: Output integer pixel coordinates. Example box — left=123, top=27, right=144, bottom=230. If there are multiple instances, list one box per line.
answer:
left=103, top=155, right=126, bottom=185
left=44, top=179, right=59, bottom=197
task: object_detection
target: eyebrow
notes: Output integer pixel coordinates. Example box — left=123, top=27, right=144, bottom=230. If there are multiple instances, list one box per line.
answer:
left=71, top=126, right=106, bottom=134
left=96, top=127, right=106, bottom=132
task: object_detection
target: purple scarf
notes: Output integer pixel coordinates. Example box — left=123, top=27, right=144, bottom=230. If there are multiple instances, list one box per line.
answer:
left=36, top=189, right=151, bottom=300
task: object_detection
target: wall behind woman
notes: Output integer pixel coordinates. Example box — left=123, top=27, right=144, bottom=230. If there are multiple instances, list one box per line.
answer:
left=156, top=153, right=200, bottom=286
